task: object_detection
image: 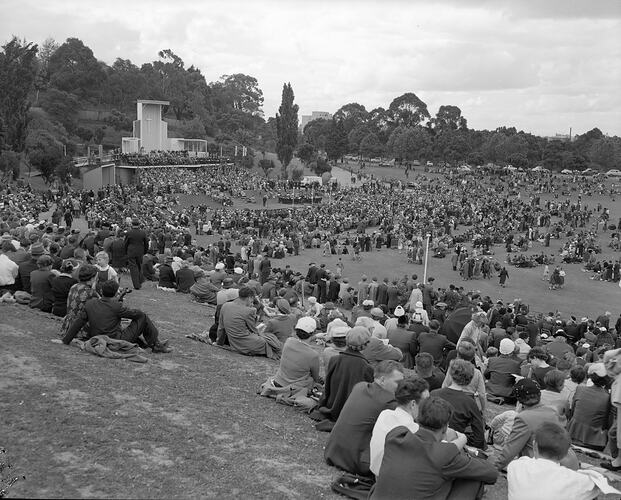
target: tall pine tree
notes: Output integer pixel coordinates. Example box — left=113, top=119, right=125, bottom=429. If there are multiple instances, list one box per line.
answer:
left=276, top=82, right=298, bottom=179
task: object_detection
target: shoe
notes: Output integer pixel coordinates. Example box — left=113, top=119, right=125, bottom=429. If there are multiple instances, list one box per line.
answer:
left=600, top=462, right=621, bottom=471
left=158, top=338, right=170, bottom=347
left=152, top=342, right=172, bottom=353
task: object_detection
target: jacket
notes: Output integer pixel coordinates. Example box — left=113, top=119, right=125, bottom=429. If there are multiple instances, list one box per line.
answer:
left=317, top=350, right=374, bottom=422
left=62, top=297, right=144, bottom=344
left=494, top=403, right=564, bottom=470
left=325, top=381, right=397, bottom=476
left=124, top=228, right=148, bottom=257
left=371, top=426, right=498, bottom=499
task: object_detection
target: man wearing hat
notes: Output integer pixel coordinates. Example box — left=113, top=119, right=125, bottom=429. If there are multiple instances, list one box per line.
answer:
left=263, top=298, right=296, bottom=343
left=217, top=286, right=281, bottom=359
left=216, top=277, right=239, bottom=305
left=485, top=339, right=521, bottom=401
left=351, top=298, right=374, bottom=323
left=312, top=326, right=374, bottom=428
left=268, top=316, right=321, bottom=393
left=370, top=307, right=388, bottom=339
left=16, top=243, right=45, bottom=292
left=493, top=379, right=579, bottom=471
left=545, top=329, right=574, bottom=359
left=124, top=218, right=148, bottom=290
left=210, top=262, right=227, bottom=287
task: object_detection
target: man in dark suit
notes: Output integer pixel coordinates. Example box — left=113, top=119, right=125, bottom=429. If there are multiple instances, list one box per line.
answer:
left=124, top=218, right=148, bottom=290
left=17, top=242, right=45, bottom=292
left=62, top=280, right=171, bottom=353
left=376, top=278, right=389, bottom=306
left=371, top=397, right=498, bottom=499
left=324, top=360, right=404, bottom=476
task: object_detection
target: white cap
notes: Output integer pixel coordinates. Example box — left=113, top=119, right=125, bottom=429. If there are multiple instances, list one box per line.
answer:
left=234, top=267, right=243, bottom=274
left=295, top=316, right=317, bottom=334
left=215, top=263, right=225, bottom=270
left=499, top=338, right=516, bottom=355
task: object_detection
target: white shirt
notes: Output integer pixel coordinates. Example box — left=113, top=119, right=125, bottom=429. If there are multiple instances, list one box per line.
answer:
left=369, top=407, right=419, bottom=476
left=507, top=457, right=619, bottom=500
left=373, top=321, right=388, bottom=340
left=0, top=254, right=19, bottom=286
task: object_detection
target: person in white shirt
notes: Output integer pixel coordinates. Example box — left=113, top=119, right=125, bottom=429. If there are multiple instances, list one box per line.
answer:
left=0, top=240, right=19, bottom=289
left=370, top=308, right=388, bottom=339
left=507, top=422, right=619, bottom=500
left=369, top=377, right=466, bottom=476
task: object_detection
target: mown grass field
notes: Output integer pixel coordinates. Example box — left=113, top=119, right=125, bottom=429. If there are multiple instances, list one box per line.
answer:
left=3, top=167, right=621, bottom=499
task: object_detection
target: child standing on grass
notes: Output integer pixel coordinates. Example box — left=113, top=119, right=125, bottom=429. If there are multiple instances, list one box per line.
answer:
left=94, top=251, right=118, bottom=294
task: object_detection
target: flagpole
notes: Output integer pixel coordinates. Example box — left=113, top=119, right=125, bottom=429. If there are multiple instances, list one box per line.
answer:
left=423, top=233, right=431, bottom=284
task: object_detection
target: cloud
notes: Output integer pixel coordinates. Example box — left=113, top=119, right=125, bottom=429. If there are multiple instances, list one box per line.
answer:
left=1, top=0, right=619, bottom=136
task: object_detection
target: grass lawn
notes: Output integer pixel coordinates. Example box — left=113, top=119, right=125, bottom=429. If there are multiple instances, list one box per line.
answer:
left=3, top=168, right=621, bottom=498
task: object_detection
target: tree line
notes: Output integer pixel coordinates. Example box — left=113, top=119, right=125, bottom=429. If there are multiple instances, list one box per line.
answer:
left=1, top=35, right=620, bottom=184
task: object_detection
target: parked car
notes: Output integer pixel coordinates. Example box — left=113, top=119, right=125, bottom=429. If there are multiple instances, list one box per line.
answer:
left=606, top=169, right=621, bottom=177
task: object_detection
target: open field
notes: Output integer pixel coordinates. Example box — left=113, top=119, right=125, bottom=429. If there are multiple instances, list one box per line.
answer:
left=3, top=169, right=621, bottom=498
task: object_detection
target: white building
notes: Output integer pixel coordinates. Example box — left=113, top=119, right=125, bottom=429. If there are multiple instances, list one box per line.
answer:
left=121, top=100, right=207, bottom=154
left=300, top=111, right=333, bottom=132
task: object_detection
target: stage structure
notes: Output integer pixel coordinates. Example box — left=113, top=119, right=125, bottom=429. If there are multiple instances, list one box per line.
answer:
left=121, top=100, right=207, bottom=155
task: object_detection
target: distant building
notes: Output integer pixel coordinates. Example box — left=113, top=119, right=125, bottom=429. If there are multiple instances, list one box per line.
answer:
left=545, top=133, right=574, bottom=142
left=300, top=111, right=333, bottom=132
left=121, top=100, right=207, bottom=154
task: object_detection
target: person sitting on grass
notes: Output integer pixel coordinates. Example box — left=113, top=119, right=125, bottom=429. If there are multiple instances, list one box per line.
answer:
left=216, top=286, right=281, bottom=359
left=414, top=352, right=445, bottom=391
left=324, top=360, right=405, bottom=477
left=62, top=280, right=171, bottom=353
left=493, top=378, right=578, bottom=471
left=432, top=359, right=486, bottom=449
left=371, top=397, right=498, bottom=500
left=507, top=422, right=619, bottom=500
left=29, top=254, right=57, bottom=313
left=311, top=326, right=374, bottom=428
left=369, top=376, right=463, bottom=477
left=259, top=317, right=322, bottom=408
left=51, top=260, right=78, bottom=317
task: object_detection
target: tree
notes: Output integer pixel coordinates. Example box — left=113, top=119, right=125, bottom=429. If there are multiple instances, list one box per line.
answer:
left=431, top=105, right=467, bottom=132
left=388, top=93, right=430, bottom=128
left=48, top=38, right=106, bottom=99
left=325, top=119, right=348, bottom=161
left=359, top=132, right=384, bottom=158
left=0, top=150, right=20, bottom=180
left=302, top=118, right=331, bottom=151
left=39, top=88, right=79, bottom=133
left=215, top=74, right=264, bottom=116
left=388, top=126, right=431, bottom=161
left=333, top=103, right=368, bottom=134
left=258, top=158, right=274, bottom=176
left=27, top=129, right=63, bottom=183
left=93, top=127, right=105, bottom=144
left=34, top=37, right=59, bottom=104
left=0, top=37, right=39, bottom=152
left=297, top=143, right=316, bottom=165
left=276, top=82, right=298, bottom=179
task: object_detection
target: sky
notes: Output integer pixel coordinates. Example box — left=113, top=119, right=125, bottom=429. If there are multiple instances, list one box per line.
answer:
left=2, top=0, right=621, bottom=137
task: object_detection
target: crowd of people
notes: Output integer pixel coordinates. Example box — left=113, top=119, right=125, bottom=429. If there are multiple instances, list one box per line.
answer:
left=115, top=151, right=226, bottom=166
left=4, top=160, right=621, bottom=498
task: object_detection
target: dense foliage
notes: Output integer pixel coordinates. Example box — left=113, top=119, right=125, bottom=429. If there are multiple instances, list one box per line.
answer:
left=0, top=35, right=619, bottom=184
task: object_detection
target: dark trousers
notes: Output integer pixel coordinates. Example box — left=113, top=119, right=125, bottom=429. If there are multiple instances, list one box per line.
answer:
left=119, top=311, right=159, bottom=346
left=447, top=479, right=485, bottom=500
left=128, top=255, right=144, bottom=289
left=609, top=420, right=618, bottom=459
